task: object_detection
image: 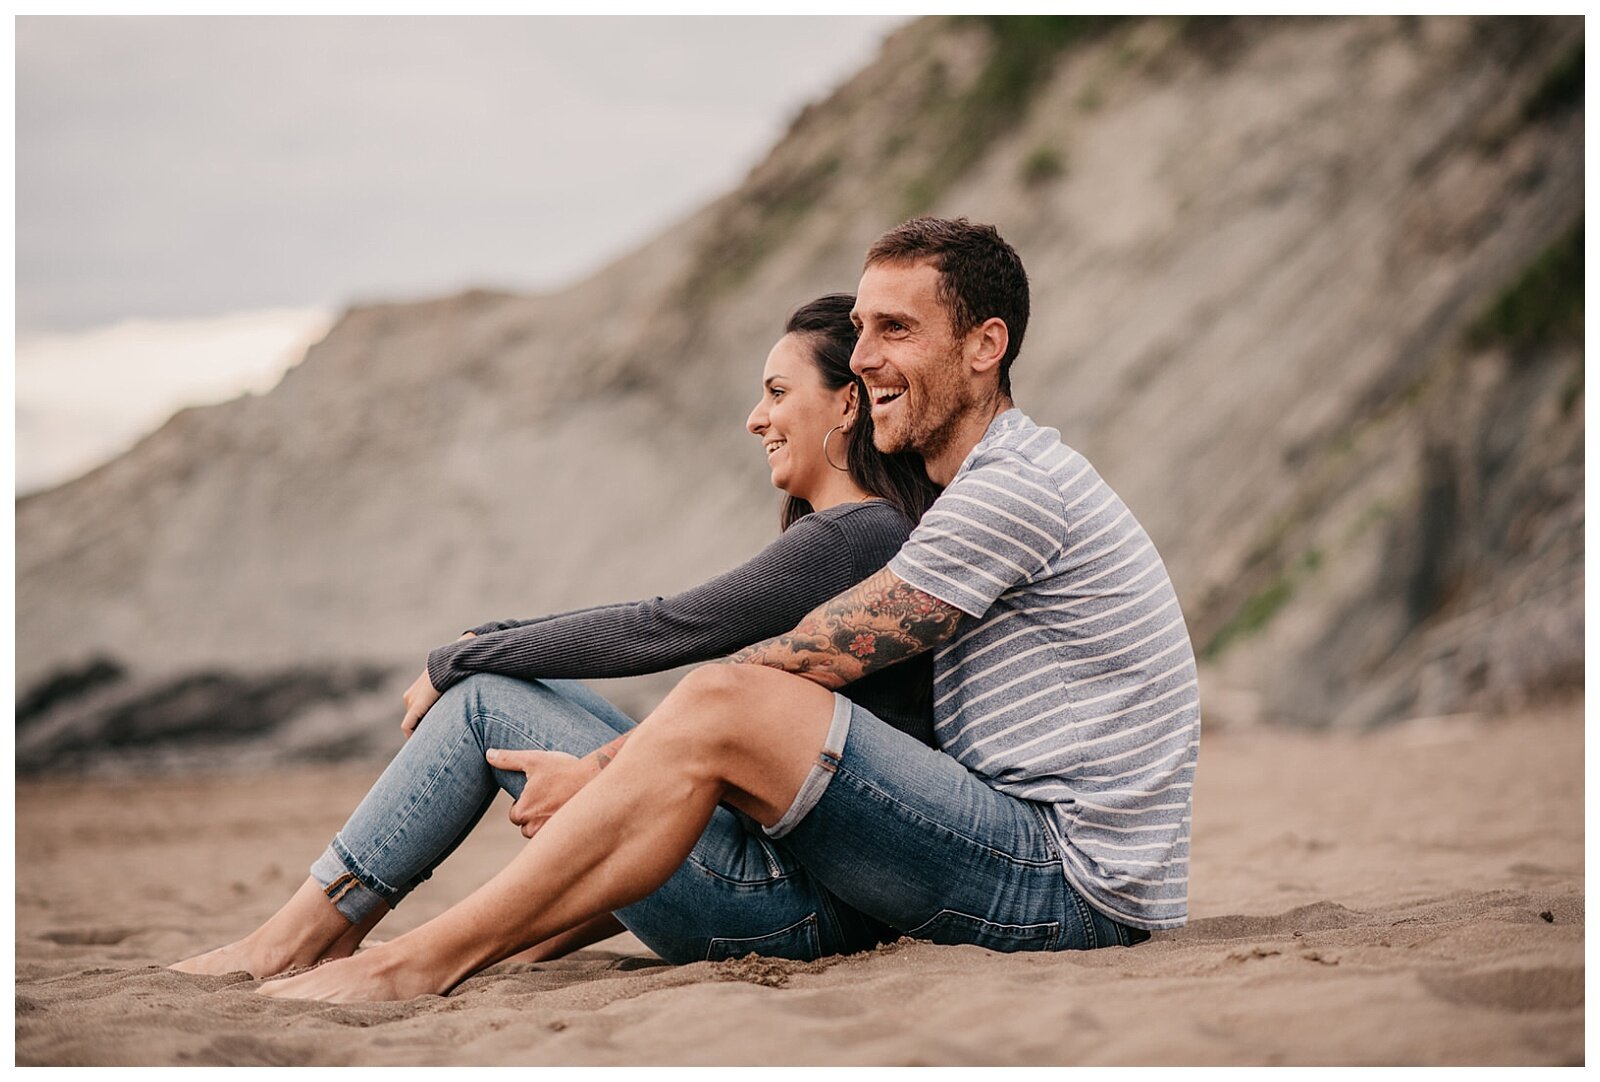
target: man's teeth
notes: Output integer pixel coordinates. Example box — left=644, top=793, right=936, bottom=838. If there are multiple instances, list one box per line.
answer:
left=874, top=388, right=907, bottom=406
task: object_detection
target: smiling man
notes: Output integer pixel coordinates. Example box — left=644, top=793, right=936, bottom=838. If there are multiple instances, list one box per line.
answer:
left=258, top=217, right=1201, bottom=1002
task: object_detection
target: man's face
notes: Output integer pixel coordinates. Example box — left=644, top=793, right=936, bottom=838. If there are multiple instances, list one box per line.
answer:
left=849, top=259, right=976, bottom=462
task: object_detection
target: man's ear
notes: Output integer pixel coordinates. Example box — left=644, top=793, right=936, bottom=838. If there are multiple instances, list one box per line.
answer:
left=968, top=317, right=1009, bottom=377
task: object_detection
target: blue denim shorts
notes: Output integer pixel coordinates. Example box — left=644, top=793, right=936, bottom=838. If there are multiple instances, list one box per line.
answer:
left=619, top=692, right=1145, bottom=960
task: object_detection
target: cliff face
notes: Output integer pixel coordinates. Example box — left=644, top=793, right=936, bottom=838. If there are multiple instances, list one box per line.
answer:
left=17, top=16, right=1583, bottom=769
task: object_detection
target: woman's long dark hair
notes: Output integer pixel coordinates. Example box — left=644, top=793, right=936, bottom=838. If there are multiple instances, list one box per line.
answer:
left=780, top=293, right=941, bottom=531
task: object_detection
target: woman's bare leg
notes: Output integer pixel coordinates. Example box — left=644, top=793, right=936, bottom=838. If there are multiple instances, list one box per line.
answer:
left=323, top=906, right=390, bottom=959
left=173, top=675, right=633, bottom=978
left=259, top=666, right=833, bottom=1002
left=169, top=877, right=385, bottom=977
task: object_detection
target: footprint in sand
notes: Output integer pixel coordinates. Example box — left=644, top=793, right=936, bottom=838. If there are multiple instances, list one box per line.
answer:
left=37, top=927, right=138, bottom=946
left=1421, top=966, right=1584, bottom=1013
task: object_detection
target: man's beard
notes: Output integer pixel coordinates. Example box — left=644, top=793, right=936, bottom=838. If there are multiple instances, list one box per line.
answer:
left=879, top=347, right=976, bottom=462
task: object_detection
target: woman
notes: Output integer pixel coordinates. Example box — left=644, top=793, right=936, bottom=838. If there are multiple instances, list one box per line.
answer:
left=173, top=293, right=938, bottom=978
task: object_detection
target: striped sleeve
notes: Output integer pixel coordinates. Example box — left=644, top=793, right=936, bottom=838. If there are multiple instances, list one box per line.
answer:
left=889, top=450, right=1068, bottom=617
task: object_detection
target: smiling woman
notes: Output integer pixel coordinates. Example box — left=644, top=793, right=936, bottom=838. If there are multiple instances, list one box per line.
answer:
left=749, top=334, right=859, bottom=514
left=753, top=293, right=938, bottom=532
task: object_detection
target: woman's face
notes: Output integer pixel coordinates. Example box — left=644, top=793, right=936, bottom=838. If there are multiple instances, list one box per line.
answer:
left=746, top=333, right=857, bottom=502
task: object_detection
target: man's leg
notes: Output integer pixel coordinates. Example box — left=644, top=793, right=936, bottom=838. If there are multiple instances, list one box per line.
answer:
left=765, top=697, right=1139, bottom=953
left=258, top=665, right=845, bottom=1001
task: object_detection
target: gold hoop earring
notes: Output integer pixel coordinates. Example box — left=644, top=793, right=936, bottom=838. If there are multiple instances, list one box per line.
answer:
left=822, top=425, right=849, bottom=472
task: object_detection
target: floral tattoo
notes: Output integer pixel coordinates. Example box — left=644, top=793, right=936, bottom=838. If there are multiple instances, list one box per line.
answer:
left=729, top=568, right=964, bottom=687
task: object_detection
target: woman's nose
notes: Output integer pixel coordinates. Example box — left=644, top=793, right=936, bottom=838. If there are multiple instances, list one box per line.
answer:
left=747, top=401, right=766, bottom=435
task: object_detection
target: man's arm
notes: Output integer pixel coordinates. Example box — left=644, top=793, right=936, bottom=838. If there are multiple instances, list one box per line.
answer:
left=728, top=566, right=965, bottom=687
left=490, top=569, right=960, bottom=837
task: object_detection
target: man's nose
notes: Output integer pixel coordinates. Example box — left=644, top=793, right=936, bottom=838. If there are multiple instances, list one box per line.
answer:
left=850, top=338, right=878, bottom=376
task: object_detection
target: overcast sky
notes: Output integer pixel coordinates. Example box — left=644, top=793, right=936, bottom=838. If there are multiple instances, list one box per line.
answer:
left=15, top=15, right=909, bottom=492
left=17, top=15, right=908, bottom=334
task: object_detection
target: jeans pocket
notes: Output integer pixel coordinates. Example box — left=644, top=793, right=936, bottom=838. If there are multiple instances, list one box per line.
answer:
left=705, top=913, right=821, bottom=962
left=905, top=909, right=1061, bottom=953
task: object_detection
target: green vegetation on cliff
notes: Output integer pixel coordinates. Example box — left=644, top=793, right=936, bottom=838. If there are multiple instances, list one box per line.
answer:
left=904, top=16, right=1124, bottom=214
left=1467, top=218, right=1584, bottom=350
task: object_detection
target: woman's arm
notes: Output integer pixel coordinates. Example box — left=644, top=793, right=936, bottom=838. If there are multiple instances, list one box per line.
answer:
left=426, top=504, right=909, bottom=694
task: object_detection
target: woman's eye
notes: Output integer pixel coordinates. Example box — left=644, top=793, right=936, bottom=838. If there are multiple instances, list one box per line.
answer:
left=770, top=388, right=784, bottom=399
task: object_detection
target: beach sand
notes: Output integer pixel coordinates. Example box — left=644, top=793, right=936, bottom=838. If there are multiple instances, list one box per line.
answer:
left=16, top=703, right=1584, bottom=1066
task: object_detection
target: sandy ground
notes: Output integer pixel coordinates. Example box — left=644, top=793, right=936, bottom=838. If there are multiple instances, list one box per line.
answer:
left=15, top=703, right=1584, bottom=1066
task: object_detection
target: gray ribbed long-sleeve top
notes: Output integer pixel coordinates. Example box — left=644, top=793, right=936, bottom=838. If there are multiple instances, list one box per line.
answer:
left=426, top=500, right=934, bottom=745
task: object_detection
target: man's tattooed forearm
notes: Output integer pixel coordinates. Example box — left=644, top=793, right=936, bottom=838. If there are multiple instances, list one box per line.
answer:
left=730, top=568, right=963, bottom=685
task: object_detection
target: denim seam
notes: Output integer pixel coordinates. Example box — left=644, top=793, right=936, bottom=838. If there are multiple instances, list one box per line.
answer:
left=704, top=912, right=819, bottom=962
left=1025, top=801, right=1066, bottom=862
left=312, top=859, right=388, bottom=924
left=831, top=761, right=1060, bottom=870
left=335, top=705, right=546, bottom=898
left=467, top=708, right=550, bottom=752
left=906, top=909, right=1061, bottom=942
left=328, top=834, right=402, bottom=899
left=764, top=694, right=852, bottom=840
left=686, top=852, right=795, bottom=887
left=810, top=880, right=852, bottom=953
left=752, top=836, right=787, bottom=880
left=1070, top=888, right=1098, bottom=950
left=356, top=724, right=482, bottom=872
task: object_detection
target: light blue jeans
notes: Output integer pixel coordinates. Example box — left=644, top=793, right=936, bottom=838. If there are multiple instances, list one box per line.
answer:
left=311, top=673, right=1142, bottom=963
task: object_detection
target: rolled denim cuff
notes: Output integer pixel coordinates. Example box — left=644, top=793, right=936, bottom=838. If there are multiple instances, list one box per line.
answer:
left=764, top=692, right=852, bottom=840
left=311, top=841, right=398, bottom=924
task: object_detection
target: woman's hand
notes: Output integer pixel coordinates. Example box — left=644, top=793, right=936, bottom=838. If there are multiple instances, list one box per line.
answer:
left=400, top=631, right=476, bottom=737
left=400, top=669, right=442, bottom=737
left=485, top=748, right=598, bottom=838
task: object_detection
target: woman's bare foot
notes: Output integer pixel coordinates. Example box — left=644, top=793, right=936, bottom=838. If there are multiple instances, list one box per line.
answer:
left=170, top=877, right=377, bottom=978
left=169, top=938, right=272, bottom=978
left=256, top=941, right=449, bottom=1003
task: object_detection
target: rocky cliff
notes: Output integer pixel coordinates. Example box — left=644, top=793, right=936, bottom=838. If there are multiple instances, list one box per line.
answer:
left=17, top=15, right=1583, bottom=771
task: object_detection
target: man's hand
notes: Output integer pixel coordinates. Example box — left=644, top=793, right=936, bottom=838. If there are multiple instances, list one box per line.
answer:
left=401, top=631, right=475, bottom=737
left=486, top=748, right=598, bottom=839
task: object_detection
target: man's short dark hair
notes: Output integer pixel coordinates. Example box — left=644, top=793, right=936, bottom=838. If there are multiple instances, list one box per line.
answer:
left=865, top=216, right=1030, bottom=396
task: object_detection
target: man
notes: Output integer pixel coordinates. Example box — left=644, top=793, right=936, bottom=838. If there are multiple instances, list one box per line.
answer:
left=260, top=217, right=1199, bottom=1002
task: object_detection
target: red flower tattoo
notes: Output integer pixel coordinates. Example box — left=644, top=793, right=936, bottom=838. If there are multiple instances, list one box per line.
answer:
left=848, top=633, right=875, bottom=658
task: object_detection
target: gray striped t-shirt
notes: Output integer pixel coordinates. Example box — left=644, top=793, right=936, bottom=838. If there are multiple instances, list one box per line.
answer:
left=888, top=408, right=1200, bottom=930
